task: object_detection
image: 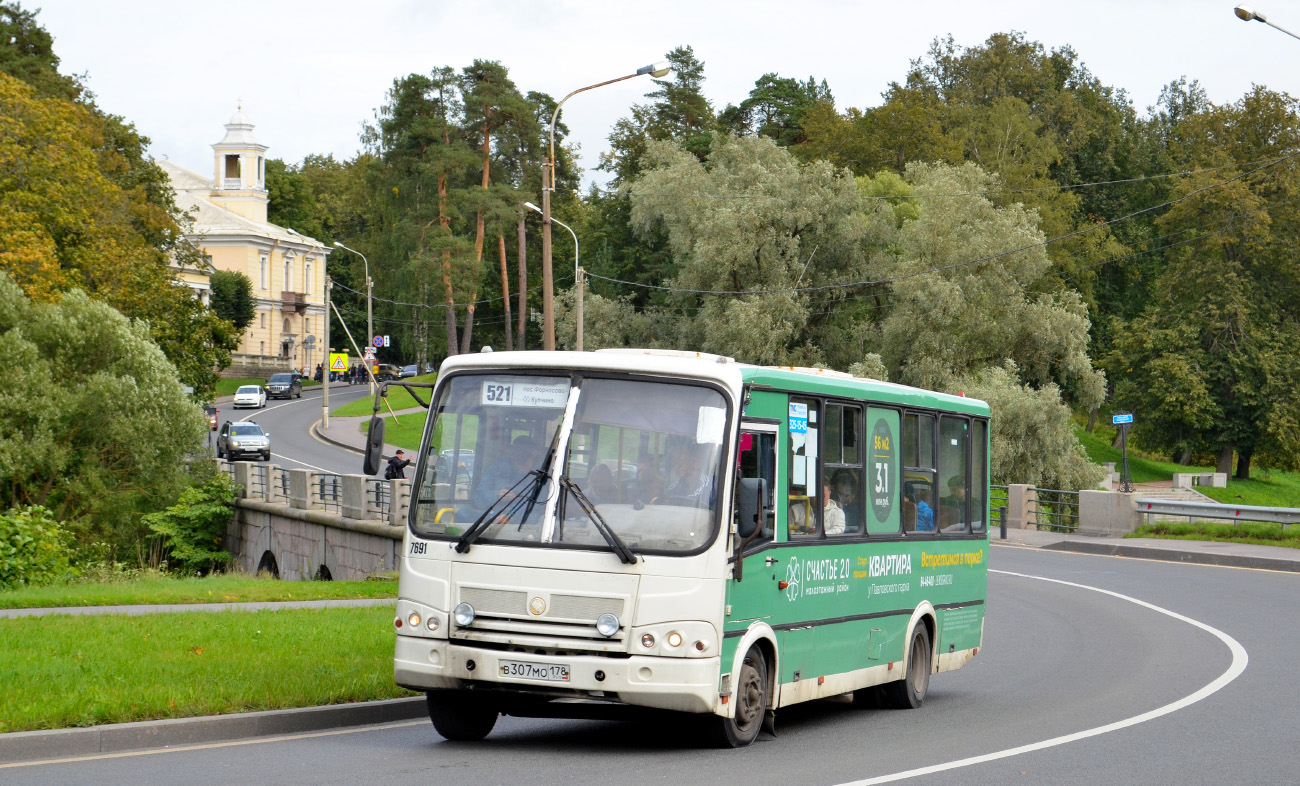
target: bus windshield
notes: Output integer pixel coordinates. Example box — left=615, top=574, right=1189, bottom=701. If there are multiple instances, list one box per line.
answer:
left=411, top=373, right=729, bottom=555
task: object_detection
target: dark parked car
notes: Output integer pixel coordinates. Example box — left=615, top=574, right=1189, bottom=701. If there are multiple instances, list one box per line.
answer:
left=375, top=364, right=401, bottom=382
left=216, top=421, right=271, bottom=461
left=399, top=364, right=419, bottom=379
left=265, top=372, right=302, bottom=400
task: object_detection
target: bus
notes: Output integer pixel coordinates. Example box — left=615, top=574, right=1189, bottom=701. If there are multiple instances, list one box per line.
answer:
left=379, top=348, right=989, bottom=747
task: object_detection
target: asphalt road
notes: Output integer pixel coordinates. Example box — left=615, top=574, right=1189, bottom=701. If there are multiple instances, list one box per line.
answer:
left=210, top=384, right=373, bottom=477
left=8, top=546, right=1295, bottom=785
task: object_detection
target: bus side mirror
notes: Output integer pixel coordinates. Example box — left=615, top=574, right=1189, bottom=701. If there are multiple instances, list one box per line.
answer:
left=737, top=477, right=765, bottom=540
left=363, top=416, right=386, bottom=476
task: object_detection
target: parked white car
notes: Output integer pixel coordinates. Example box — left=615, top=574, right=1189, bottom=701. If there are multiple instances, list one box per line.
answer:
left=232, top=384, right=267, bottom=409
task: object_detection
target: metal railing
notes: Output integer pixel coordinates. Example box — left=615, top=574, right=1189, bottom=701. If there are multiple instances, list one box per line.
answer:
left=270, top=467, right=292, bottom=504
left=1032, top=487, right=1080, bottom=533
left=990, top=485, right=1008, bottom=513
left=367, top=478, right=391, bottom=518
left=1136, top=498, right=1300, bottom=528
left=249, top=464, right=268, bottom=498
left=315, top=473, right=343, bottom=513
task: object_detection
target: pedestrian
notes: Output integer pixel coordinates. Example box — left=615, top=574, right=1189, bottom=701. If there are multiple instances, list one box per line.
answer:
left=385, top=449, right=413, bottom=480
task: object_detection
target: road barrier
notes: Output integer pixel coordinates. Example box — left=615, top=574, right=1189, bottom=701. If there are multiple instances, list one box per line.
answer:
left=1135, top=498, right=1300, bottom=528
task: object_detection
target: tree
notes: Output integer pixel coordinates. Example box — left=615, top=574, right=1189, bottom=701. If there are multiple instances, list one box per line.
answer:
left=720, top=73, right=833, bottom=147
left=266, top=158, right=327, bottom=240
left=0, top=272, right=207, bottom=551
left=1109, top=86, right=1300, bottom=478
left=209, top=270, right=256, bottom=332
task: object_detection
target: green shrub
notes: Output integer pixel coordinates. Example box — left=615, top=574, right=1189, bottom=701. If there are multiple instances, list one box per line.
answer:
left=0, top=506, right=76, bottom=588
left=143, top=475, right=238, bottom=574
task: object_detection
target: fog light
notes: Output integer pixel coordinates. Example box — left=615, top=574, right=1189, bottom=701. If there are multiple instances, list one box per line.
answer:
left=666, top=631, right=683, bottom=648
left=454, top=602, right=475, bottom=627
left=407, top=612, right=422, bottom=628
left=641, top=633, right=656, bottom=648
left=427, top=616, right=439, bottom=632
left=596, top=613, right=620, bottom=638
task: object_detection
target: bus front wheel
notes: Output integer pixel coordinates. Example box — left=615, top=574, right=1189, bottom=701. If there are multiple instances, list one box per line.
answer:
left=713, top=648, right=768, bottom=748
left=885, top=623, right=931, bottom=709
left=426, top=691, right=498, bottom=741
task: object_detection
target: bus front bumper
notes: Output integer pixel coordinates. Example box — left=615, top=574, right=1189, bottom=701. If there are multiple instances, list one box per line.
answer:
left=395, top=636, right=720, bottom=715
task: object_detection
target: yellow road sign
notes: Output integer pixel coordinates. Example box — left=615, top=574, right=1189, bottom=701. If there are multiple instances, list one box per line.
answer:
left=329, top=353, right=349, bottom=372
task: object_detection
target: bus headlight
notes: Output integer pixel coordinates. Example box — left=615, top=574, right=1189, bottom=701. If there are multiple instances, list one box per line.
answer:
left=454, top=602, right=475, bottom=627
left=427, top=616, right=440, bottom=632
left=596, top=613, right=620, bottom=638
left=666, top=631, right=683, bottom=648
left=641, top=633, right=656, bottom=648
left=407, top=612, right=422, bottom=628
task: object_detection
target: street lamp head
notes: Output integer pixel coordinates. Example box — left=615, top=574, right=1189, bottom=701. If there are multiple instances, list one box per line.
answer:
left=1236, top=5, right=1265, bottom=21
left=524, top=201, right=542, bottom=214
left=637, top=61, right=672, bottom=78
left=333, top=241, right=344, bottom=248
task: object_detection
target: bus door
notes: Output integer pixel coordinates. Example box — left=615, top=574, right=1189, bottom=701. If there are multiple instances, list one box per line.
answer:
left=725, top=421, right=778, bottom=626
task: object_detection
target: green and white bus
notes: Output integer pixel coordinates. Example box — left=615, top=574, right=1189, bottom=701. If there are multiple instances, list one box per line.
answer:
left=384, top=349, right=989, bottom=747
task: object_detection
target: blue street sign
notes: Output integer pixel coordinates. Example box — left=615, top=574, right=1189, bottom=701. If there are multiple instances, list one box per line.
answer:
left=1112, top=413, right=1134, bottom=425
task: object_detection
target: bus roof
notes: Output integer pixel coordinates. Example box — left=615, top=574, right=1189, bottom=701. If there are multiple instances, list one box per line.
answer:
left=438, top=349, right=988, bottom=416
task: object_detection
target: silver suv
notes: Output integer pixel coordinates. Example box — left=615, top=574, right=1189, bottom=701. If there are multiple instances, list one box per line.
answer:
left=217, top=421, right=271, bottom=461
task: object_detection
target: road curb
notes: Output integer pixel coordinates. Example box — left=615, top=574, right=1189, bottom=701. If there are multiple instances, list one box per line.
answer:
left=1040, top=540, right=1300, bottom=572
left=311, top=419, right=364, bottom=455
left=0, top=697, right=426, bottom=765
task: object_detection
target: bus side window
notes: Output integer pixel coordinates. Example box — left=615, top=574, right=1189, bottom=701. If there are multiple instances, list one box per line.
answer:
left=787, top=398, right=819, bottom=538
left=902, top=413, right=937, bottom=533
left=738, top=429, right=776, bottom=541
left=938, top=416, right=970, bottom=533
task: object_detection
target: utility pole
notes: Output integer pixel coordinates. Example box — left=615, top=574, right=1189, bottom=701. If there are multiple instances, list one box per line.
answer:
left=323, top=276, right=331, bottom=429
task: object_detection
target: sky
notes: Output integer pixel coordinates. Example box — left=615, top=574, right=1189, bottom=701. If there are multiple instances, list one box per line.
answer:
left=30, top=0, right=1300, bottom=189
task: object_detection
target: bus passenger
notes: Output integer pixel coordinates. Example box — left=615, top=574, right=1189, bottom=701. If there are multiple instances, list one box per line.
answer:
left=906, top=482, right=935, bottom=531
left=831, top=469, right=861, bottom=533
left=823, top=480, right=846, bottom=535
left=662, top=442, right=713, bottom=506
left=474, top=435, right=544, bottom=509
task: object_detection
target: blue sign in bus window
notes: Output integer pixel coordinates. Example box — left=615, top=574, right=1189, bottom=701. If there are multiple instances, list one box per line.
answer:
left=789, top=402, right=808, bottom=434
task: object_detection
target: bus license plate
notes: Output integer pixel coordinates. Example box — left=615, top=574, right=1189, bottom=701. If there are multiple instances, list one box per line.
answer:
left=499, top=660, right=569, bottom=682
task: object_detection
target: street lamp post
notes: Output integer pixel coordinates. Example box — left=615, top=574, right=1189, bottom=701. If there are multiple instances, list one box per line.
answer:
left=1234, top=5, right=1300, bottom=40
left=333, top=241, right=375, bottom=395
left=525, top=202, right=580, bottom=349
left=541, top=60, right=670, bottom=351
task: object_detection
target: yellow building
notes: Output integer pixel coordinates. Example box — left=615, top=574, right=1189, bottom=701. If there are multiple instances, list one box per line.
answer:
left=162, top=108, right=332, bottom=377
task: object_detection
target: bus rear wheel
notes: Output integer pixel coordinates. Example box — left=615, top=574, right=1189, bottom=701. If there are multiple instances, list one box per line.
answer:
left=426, top=691, right=498, bottom=741
left=713, top=648, right=767, bottom=748
left=885, top=623, right=931, bottom=709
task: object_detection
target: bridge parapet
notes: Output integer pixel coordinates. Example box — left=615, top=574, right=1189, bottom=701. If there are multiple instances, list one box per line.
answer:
left=221, top=460, right=409, bottom=580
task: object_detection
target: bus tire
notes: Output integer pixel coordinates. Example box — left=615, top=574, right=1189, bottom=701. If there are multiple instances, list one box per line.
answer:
left=713, top=647, right=767, bottom=748
left=426, top=691, right=498, bottom=741
left=885, top=623, right=931, bottom=710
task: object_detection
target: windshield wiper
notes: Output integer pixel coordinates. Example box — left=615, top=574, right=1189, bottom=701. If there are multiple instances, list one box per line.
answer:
left=455, top=425, right=566, bottom=553
left=560, top=478, right=638, bottom=565
left=454, top=470, right=549, bottom=553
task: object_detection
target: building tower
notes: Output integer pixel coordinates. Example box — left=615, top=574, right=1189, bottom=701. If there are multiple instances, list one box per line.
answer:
left=210, top=106, right=269, bottom=224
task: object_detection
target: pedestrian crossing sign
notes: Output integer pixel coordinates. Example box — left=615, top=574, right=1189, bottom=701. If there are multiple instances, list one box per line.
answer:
left=329, top=353, right=349, bottom=372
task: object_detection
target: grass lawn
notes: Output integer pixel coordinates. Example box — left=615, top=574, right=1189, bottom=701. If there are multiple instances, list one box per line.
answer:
left=0, top=606, right=414, bottom=732
left=376, top=410, right=430, bottom=452
left=331, top=374, right=437, bottom=417
left=0, top=575, right=396, bottom=610
left=1128, top=521, right=1300, bottom=549
left=1074, top=424, right=1300, bottom=508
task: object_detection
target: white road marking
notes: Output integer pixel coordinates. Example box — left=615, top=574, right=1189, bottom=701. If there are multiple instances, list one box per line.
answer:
left=835, top=569, right=1250, bottom=785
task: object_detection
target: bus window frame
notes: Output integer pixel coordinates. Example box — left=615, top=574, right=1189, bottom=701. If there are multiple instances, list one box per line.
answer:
left=410, top=368, right=736, bottom=559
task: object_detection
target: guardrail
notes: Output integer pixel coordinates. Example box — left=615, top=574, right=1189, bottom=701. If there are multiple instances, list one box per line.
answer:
left=1031, top=487, right=1080, bottom=533
left=1136, top=498, right=1300, bottom=528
